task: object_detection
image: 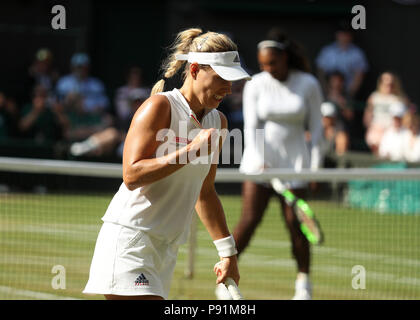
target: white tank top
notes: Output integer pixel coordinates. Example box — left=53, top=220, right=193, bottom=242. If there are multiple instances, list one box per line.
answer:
left=370, top=92, right=401, bottom=127
left=102, top=88, right=221, bottom=245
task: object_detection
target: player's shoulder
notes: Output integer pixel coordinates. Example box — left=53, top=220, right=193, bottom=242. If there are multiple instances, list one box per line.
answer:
left=251, top=71, right=270, bottom=82
left=293, top=70, right=321, bottom=88
left=245, top=71, right=271, bottom=88
left=131, top=93, right=171, bottom=127
left=142, top=94, right=171, bottom=114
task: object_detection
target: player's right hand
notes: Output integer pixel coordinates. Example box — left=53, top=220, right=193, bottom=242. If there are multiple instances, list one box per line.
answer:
left=189, top=128, right=219, bottom=158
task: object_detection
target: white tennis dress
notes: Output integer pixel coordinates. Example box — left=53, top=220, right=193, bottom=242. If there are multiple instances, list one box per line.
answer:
left=83, top=88, right=220, bottom=299
left=240, top=70, right=323, bottom=188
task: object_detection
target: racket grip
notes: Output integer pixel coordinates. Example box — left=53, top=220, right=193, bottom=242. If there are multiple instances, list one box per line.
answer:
left=225, top=277, right=244, bottom=300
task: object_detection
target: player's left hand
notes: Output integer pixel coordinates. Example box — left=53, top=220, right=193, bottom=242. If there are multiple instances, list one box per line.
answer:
left=214, top=255, right=240, bottom=285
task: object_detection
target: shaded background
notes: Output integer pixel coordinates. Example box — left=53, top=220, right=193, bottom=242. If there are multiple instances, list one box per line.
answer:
left=0, top=0, right=420, bottom=157
left=1, top=1, right=420, bottom=302
left=1, top=0, right=419, bottom=104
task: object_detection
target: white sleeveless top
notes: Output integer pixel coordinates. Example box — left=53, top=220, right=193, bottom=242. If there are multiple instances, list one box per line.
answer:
left=240, top=71, right=323, bottom=180
left=102, top=88, right=221, bottom=245
left=370, top=92, right=402, bottom=128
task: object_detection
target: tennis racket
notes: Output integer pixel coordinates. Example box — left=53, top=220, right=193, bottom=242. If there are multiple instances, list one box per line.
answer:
left=214, top=261, right=244, bottom=300
left=271, top=178, right=324, bottom=245
left=224, top=277, right=244, bottom=300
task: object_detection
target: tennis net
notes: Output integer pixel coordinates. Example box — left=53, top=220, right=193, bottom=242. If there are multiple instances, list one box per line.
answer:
left=0, top=156, right=419, bottom=299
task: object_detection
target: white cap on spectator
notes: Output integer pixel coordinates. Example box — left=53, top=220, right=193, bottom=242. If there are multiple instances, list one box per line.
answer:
left=390, top=101, right=406, bottom=118
left=321, top=102, right=337, bottom=117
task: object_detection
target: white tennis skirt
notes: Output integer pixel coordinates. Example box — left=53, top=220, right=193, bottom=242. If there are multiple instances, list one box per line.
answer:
left=83, top=221, right=179, bottom=299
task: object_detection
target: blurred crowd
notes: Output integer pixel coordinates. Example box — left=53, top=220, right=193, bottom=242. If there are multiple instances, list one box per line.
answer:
left=0, top=22, right=419, bottom=166
left=0, top=49, right=150, bottom=161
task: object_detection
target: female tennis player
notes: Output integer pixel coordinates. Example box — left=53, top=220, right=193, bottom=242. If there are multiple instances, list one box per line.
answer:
left=232, top=28, right=323, bottom=300
left=83, top=28, right=251, bottom=300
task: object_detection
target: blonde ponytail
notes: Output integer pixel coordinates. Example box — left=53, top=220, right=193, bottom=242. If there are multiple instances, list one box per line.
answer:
left=150, top=28, right=238, bottom=96
left=151, top=79, right=165, bottom=96
left=151, top=28, right=203, bottom=96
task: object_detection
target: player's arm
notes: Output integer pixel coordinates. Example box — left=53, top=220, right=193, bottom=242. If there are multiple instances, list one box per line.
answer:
left=123, top=95, right=213, bottom=190
left=195, top=111, right=240, bottom=285
left=241, top=78, right=265, bottom=173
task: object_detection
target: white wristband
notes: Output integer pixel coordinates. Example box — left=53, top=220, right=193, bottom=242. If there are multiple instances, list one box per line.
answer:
left=213, top=234, right=238, bottom=257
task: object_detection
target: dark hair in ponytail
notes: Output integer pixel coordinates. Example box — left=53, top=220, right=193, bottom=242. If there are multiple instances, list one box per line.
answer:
left=266, top=27, right=311, bottom=73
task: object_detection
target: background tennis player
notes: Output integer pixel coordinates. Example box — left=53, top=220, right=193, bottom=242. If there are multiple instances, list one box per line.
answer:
left=233, top=28, right=324, bottom=300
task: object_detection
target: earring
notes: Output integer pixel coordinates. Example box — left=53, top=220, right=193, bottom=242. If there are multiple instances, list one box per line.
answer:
left=191, top=64, right=198, bottom=78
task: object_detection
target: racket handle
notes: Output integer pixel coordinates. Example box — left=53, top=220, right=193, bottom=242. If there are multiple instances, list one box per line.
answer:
left=225, top=277, right=244, bottom=300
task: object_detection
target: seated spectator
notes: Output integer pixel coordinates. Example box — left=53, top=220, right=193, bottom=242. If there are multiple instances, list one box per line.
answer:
left=70, top=87, right=150, bottom=158
left=325, top=71, right=354, bottom=130
left=25, top=48, right=60, bottom=100
left=62, top=92, right=113, bottom=146
left=114, top=66, right=147, bottom=124
left=0, top=91, right=19, bottom=140
left=364, top=71, right=411, bottom=155
left=56, top=53, right=110, bottom=114
left=316, top=20, right=369, bottom=98
left=18, top=85, right=68, bottom=145
left=319, top=101, right=349, bottom=158
left=401, top=112, right=420, bottom=163
left=69, top=126, right=121, bottom=158
left=378, top=102, right=407, bottom=161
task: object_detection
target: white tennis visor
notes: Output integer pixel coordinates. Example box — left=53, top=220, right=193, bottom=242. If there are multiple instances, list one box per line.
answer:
left=175, top=51, right=251, bottom=81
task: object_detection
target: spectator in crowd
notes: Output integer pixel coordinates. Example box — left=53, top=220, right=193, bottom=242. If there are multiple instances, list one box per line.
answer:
left=319, top=101, right=349, bottom=159
left=401, top=112, right=420, bottom=163
left=363, top=71, right=411, bottom=155
left=18, top=85, right=68, bottom=145
left=316, top=20, right=369, bottom=98
left=25, top=48, right=60, bottom=100
left=70, top=87, right=149, bottom=158
left=114, top=66, right=146, bottom=124
left=69, top=125, right=120, bottom=158
left=0, top=91, right=18, bottom=140
left=62, top=92, right=113, bottom=152
left=378, top=102, right=407, bottom=161
left=56, top=52, right=110, bottom=114
left=324, top=70, right=354, bottom=132
left=115, top=87, right=150, bottom=157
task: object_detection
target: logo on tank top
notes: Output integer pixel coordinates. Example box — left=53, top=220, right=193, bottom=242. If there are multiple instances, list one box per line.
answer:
left=173, top=136, right=192, bottom=146
left=134, top=273, right=149, bottom=286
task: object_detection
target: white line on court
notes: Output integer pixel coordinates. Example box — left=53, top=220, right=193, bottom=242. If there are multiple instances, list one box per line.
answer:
left=0, top=285, right=82, bottom=300
left=179, top=243, right=420, bottom=287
